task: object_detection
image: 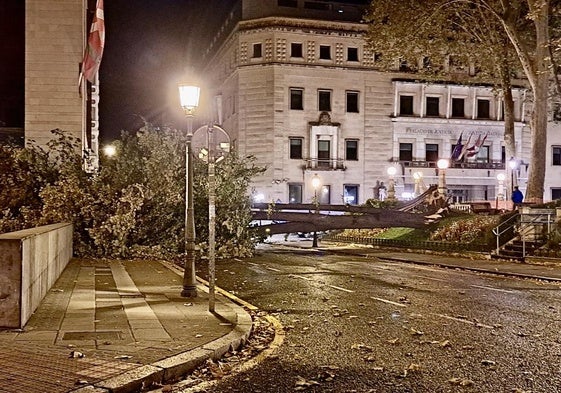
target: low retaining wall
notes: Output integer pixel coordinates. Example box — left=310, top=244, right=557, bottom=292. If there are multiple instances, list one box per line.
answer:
left=0, top=223, right=73, bottom=329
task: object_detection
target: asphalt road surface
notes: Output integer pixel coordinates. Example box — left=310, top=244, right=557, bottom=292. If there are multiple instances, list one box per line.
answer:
left=182, top=244, right=561, bottom=392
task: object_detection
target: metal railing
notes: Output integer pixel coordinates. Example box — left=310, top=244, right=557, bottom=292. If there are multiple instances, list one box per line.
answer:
left=326, top=234, right=491, bottom=253
left=303, top=158, right=346, bottom=170
left=492, top=211, right=556, bottom=257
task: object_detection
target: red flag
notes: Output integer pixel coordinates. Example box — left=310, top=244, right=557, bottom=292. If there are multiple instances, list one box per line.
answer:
left=80, top=0, right=105, bottom=84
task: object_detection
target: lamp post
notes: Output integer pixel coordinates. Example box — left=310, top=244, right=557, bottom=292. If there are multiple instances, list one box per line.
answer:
left=311, top=173, right=321, bottom=248
left=387, top=166, right=397, bottom=201
left=178, top=83, right=200, bottom=298
left=496, top=173, right=505, bottom=201
left=413, top=171, right=423, bottom=197
left=496, top=172, right=505, bottom=210
left=436, top=159, right=449, bottom=197
left=509, top=157, right=518, bottom=192
left=191, top=124, right=230, bottom=312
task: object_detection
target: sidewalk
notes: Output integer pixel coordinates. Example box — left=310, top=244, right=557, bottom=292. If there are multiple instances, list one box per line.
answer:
left=0, top=258, right=252, bottom=393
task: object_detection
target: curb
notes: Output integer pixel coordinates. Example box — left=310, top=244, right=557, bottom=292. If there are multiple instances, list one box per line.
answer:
left=72, top=263, right=255, bottom=393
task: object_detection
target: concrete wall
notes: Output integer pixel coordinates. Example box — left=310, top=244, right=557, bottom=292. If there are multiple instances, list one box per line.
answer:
left=0, top=223, right=73, bottom=329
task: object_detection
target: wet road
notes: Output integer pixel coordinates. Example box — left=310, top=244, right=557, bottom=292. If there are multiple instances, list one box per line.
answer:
left=186, top=245, right=561, bottom=392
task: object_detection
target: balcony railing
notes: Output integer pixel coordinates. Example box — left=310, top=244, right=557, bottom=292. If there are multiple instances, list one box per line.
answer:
left=303, top=158, right=346, bottom=170
left=398, top=160, right=505, bottom=170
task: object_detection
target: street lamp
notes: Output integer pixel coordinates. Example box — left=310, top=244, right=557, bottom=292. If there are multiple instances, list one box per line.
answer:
left=509, top=156, right=518, bottom=192
left=311, top=173, right=321, bottom=248
left=102, top=144, right=116, bottom=157
left=436, top=159, right=449, bottom=197
left=178, top=83, right=200, bottom=298
left=387, top=166, right=397, bottom=201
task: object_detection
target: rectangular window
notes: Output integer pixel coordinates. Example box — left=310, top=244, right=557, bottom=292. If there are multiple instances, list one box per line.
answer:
left=475, top=146, right=489, bottom=163
left=477, top=99, right=490, bottom=119
left=290, top=88, right=303, bottom=110
left=426, top=143, right=438, bottom=162
left=318, top=140, right=331, bottom=167
left=347, top=47, right=359, bottom=62
left=451, top=98, right=465, bottom=118
left=319, top=45, right=331, bottom=60
left=399, top=143, right=413, bottom=161
left=288, top=184, right=303, bottom=203
left=252, top=43, right=262, bottom=58
left=291, top=43, right=303, bottom=58
left=553, top=146, right=561, bottom=165
left=552, top=188, right=561, bottom=201
left=344, top=185, right=359, bottom=205
left=399, top=95, right=414, bottom=116
left=278, top=0, right=297, bottom=7
left=426, top=97, right=440, bottom=117
left=318, top=185, right=331, bottom=204
left=290, top=138, right=303, bottom=159
left=346, top=139, right=358, bottom=160
left=318, top=90, right=331, bottom=111
left=346, top=91, right=359, bottom=113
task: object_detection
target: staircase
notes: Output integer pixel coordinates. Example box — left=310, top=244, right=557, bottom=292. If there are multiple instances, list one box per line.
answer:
left=493, top=239, right=545, bottom=261
left=492, top=208, right=557, bottom=262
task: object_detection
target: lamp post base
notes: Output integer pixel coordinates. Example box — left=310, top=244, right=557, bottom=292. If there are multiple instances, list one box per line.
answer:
left=312, top=231, right=318, bottom=248
left=181, top=286, right=197, bottom=298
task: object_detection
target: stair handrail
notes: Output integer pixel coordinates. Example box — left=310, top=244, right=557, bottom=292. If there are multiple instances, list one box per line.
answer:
left=492, top=213, right=520, bottom=255
left=492, top=211, right=555, bottom=257
left=519, top=212, right=555, bottom=257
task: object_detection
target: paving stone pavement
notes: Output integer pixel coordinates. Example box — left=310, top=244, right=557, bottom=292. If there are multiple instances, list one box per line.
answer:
left=0, top=258, right=253, bottom=393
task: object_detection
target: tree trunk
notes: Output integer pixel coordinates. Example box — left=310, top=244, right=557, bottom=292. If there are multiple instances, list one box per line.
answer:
left=525, top=0, right=550, bottom=203
left=498, top=58, right=517, bottom=194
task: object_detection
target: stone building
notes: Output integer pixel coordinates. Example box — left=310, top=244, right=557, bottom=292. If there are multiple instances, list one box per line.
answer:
left=203, top=0, right=561, bottom=204
left=0, top=0, right=99, bottom=170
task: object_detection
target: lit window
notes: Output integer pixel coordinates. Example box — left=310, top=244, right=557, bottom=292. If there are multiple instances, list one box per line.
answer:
left=288, top=184, right=302, bottom=203
left=344, top=185, right=359, bottom=205
left=475, top=146, right=489, bottom=163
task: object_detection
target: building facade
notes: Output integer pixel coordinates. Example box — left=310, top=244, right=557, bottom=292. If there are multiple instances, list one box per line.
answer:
left=1, top=0, right=98, bottom=170
left=204, top=0, right=561, bottom=205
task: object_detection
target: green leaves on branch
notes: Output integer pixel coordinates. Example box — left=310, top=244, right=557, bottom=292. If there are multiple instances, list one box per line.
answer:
left=0, top=126, right=265, bottom=260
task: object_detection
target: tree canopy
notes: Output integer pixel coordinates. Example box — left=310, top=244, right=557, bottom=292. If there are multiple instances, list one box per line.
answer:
left=0, top=126, right=266, bottom=259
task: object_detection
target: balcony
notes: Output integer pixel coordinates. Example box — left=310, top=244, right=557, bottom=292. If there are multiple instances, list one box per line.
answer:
left=303, top=158, right=346, bottom=171
left=398, top=160, right=505, bottom=170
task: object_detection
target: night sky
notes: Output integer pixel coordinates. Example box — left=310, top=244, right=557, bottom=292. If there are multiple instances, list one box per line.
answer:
left=99, top=0, right=237, bottom=143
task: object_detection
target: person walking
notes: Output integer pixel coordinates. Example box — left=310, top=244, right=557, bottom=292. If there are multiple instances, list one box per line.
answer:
left=511, top=186, right=524, bottom=209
